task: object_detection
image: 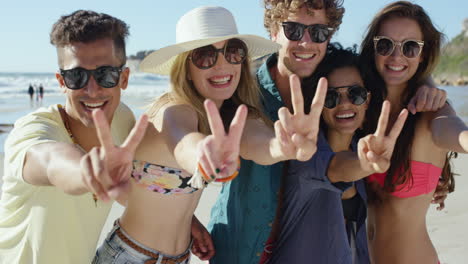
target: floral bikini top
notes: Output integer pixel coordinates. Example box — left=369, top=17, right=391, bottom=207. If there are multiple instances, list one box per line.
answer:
left=131, top=160, right=200, bottom=195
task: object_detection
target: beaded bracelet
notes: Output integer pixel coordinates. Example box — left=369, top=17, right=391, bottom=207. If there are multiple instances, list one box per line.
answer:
left=197, top=163, right=215, bottom=183
left=215, top=158, right=241, bottom=183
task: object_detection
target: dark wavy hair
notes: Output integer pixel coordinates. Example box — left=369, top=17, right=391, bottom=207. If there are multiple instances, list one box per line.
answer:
left=263, top=0, right=345, bottom=37
left=359, top=1, right=454, bottom=193
left=50, top=10, right=130, bottom=67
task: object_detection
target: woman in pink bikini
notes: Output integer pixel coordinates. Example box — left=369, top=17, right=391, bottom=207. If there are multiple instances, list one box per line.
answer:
left=360, top=1, right=468, bottom=263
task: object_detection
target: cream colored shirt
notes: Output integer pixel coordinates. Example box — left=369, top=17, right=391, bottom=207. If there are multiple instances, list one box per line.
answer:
left=0, top=103, right=135, bottom=264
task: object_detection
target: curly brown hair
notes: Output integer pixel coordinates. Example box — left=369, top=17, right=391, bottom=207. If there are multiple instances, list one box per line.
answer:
left=263, top=0, right=344, bottom=36
left=50, top=10, right=130, bottom=67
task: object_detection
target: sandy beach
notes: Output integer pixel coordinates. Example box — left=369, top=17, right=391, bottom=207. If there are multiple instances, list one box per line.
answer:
left=1, top=151, right=467, bottom=263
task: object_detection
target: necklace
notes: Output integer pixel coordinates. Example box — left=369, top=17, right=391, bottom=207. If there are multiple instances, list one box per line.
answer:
left=58, top=104, right=98, bottom=206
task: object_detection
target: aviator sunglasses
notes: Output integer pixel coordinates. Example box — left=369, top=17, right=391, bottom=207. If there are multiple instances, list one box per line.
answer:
left=190, top=38, right=248, bottom=69
left=373, top=36, right=424, bottom=59
left=60, top=65, right=124, bottom=90
left=325, top=85, right=368, bottom=109
left=282, top=22, right=334, bottom=43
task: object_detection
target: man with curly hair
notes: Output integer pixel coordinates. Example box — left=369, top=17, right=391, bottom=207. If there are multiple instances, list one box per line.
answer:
left=0, top=10, right=139, bottom=263
left=207, top=1, right=449, bottom=263
left=208, top=1, right=352, bottom=263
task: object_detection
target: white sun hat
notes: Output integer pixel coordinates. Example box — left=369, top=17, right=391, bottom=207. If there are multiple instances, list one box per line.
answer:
left=139, top=6, right=280, bottom=75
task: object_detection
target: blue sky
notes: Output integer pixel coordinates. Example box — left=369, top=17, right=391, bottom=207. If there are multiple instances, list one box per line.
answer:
left=1, top=0, right=466, bottom=73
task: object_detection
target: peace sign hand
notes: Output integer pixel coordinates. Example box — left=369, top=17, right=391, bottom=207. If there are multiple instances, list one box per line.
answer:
left=80, top=110, right=148, bottom=201
left=358, top=101, right=408, bottom=173
left=197, top=99, right=247, bottom=180
left=275, top=75, right=327, bottom=161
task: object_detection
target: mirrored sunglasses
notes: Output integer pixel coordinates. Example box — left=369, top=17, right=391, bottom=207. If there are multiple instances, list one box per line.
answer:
left=373, top=36, right=424, bottom=59
left=60, top=65, right=124, bottom=90
left=189, top=38, right=248, bottom=70
left=281, top=21, right=334, bottom=43
left=325, top=85, right=368, bottom=109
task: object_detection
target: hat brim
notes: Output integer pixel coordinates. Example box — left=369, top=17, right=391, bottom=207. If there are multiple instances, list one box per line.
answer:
left=139, top=34, right=280, bottom=75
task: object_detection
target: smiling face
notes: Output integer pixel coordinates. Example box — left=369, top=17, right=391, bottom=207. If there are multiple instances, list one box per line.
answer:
left=271, top=6, right=330, bottom=78
left=374, top=17, right=423, bottom=89
left=188, top=40, right=242, bottom=107
left=56, top=38, right=129, bottom=128
left=322, top=66, right=369, bottom=135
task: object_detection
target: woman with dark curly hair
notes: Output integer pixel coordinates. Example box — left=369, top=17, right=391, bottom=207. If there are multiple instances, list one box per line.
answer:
left=360, top=2, right=468, bottom=263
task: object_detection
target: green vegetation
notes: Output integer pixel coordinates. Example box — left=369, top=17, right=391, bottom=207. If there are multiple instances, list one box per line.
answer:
left=434, top=31, right=468, bottom=82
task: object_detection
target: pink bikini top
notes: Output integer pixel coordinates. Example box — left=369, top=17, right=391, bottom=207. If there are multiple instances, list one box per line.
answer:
left=367, top=161, right=442, bottom=198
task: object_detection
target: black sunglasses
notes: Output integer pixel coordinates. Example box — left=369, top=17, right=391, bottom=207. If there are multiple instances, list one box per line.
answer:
left=373, top=36, right=424, bottom=59
left=60, top=65, right=124, bottom=90
left=281, top=22, right=334, bottom=43
left=189, top=38, right=248, bottom=70
left=325, top=85, right=368, bottom=109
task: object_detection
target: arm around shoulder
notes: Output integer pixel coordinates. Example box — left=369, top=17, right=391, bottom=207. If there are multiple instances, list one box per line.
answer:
left=431, top=104, right=468, bottom=153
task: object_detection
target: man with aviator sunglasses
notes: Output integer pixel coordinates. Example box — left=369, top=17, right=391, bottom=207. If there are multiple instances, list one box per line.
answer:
left=0, top=10, right=143, bottom=264
left=208, top=1, right=449, bottom=264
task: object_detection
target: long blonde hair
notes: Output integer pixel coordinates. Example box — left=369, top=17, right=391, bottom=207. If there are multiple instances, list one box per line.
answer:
left=148, top=46, right=269, bottom=134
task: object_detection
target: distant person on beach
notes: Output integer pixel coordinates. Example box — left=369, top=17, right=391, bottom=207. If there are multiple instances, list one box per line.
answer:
left=0, top=10, right=143, bottom=264
left=93, top=6, right=327, bottom=264
left=208, top=1, right=450, bottom=263
left=27, top=83, right=34, bottom=100
left=359, top=2, right=468, bottom=263
left=39, top=83, right=44, bottom=102
left=28, top=83, right=34, bottom=106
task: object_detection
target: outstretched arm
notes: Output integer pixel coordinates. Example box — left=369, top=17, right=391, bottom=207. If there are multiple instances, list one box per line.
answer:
left=24, top=110, right=148, bottom=202
left=159, top=101, right=247, bottom=179
left=328, top=101, right=408, bottom=182
left=23, top=142, right=88, bottom=194
left=431, top=104, right=468, bottom=153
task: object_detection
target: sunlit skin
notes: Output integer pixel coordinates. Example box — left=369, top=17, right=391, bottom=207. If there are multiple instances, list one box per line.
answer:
left=56, top=38, right=129, bottom=128
left=188, top=40, right=242, bottom=108
left=322, top=67, right=369, bottom=201
left=271, top=7, right=330, bottom=79
left=322, top=67, right=369, bottom=138
left=369, top=17, right=449, bottom=264
left=374, top=17, right=423, bottom=95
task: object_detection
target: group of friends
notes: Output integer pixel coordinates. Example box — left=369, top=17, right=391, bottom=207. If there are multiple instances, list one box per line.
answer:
left=1, top=1, right=468, bottom=264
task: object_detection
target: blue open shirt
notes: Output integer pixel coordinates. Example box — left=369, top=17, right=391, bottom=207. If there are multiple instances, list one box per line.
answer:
left=208, top=54, right=284, bottom=264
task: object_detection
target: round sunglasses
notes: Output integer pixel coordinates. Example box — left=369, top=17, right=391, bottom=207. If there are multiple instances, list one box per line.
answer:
left=325, top=85, right=368, bottom=109
left=60, top=65, right=124, bottom=90
left=281, top=22, right=334, bottom=43
left=189, top=38, right=248, bottom=70
left=373, top=36, right=424, bottom=58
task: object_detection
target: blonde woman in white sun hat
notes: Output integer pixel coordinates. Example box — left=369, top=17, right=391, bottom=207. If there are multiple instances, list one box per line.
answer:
left=93, top=5, right=327, bottom=264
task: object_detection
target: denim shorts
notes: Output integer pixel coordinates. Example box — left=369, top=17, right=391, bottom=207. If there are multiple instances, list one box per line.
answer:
left=92, top=221, right=191, bottom=264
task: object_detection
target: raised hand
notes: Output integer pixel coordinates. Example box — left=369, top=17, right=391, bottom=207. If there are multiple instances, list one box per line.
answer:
left=80, top=110, right=148, bottom=201
left=197, top=99, right=247, bottom=179
left=407, top=84, right=447, bottom=114
left=275, top=75, right=327, bottom=161
left=358, top=101, right=408, bottom=173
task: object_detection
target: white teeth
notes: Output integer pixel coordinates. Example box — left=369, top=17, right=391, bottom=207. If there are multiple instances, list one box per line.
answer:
left=388, top=65, right=405, bottom=71
left=210, top=76, right=231, bottom=84
left=295, top=53, right=315, bottom=59
left=83, top=102, right=105, bottom=108
left=336, top=113, right=356, bottom=119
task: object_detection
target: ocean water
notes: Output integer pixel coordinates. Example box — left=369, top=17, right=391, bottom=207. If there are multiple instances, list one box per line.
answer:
left=0, top=72, right=467, bottom=151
